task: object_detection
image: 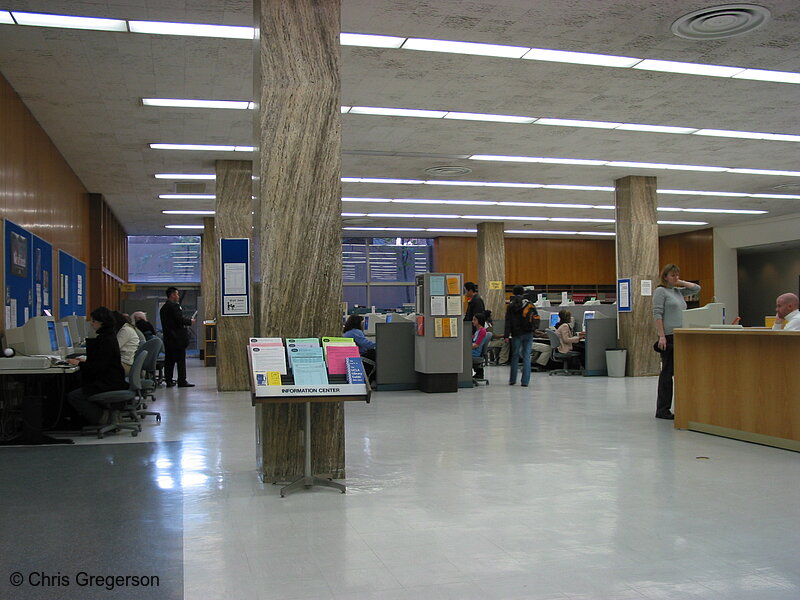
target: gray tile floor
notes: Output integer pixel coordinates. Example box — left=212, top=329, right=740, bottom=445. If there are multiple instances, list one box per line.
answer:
left=7, top=362, right=800, bottom=599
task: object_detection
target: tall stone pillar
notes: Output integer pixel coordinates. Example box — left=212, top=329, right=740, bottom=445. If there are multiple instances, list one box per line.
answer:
left=201, top=217, right=217, bottom=324
left=615, top=176, right=661, bottom=376
left=477, top=222, right=506, bottom=323
left=214, top=160, right=254, bottom=391
left=253, top=0, right=344, bottom=480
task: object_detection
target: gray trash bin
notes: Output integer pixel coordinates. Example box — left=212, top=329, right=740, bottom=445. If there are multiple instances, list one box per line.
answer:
left=605, top=349, right=627, bottom=377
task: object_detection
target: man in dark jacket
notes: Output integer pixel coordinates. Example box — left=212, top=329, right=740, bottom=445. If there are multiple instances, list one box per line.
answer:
left=464, top=282, right=485, bottom=326
left=160, top=287, right=195, bottom=388
left=504, top=285, right=537, bottom=387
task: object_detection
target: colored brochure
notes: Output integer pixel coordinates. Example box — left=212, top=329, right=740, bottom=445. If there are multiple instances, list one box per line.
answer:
left=249, top=345, right=287, bottom=375
left=249, top=337, right=283, bottom=346
left=345, top=357, right=366, bottom=384
left=446, top=275, right=461, bottom=295
left=267, top=371, right=282, bottom=385
left=326, top=345, right=361, bottom=374
left=292, top=360, right=329, bottom=386
left=287, top=346, right=324, bottom=368
left=285, top=338, right=319, bottom=346
left=321, top=337, right=353, bottom=344
left=429, top=275, right=445, bottom=296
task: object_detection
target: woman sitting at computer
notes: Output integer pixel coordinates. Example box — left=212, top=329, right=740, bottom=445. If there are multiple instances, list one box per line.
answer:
left=66, top=306, right=128, bottom=425
left=343, top=314, right=376, bottom=380
left=555, top=309, right=585, bottom=365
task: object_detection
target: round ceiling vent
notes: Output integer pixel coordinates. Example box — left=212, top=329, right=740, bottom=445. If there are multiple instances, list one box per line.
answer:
left=424, top=165, right=473, bottom=177
left=671, top=4, right=770, bottom=40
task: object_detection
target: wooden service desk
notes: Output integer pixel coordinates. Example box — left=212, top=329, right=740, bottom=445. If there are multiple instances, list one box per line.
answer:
left=674, top=328, right=800, bottom=452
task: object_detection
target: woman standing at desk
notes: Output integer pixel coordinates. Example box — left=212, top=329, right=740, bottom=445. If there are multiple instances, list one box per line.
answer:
left=653, top=264, right=700, bottom=420
left=66, top=306, right=127, bottom=425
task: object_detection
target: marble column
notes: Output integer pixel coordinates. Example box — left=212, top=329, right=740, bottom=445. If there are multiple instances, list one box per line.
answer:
left=615, top=176, right=661, bottom=376
left=253, top=0, right=344, bottom=481
left=215, top=160, right=254, bottom=391
left=201, top=217, right=217, bottom=324
left=477, top=222, right=506, bottom=323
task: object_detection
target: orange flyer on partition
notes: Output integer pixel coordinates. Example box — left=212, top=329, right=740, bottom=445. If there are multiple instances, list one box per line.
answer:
left=446, top=276, right=460, bottom=295
left=415, top=315, right=425, bottom=336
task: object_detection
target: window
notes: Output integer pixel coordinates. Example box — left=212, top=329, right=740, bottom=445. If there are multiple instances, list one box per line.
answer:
left=128, top=236, right=201, bottom=283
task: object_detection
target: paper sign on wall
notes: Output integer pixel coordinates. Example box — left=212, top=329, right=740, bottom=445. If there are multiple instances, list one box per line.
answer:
left=640, top=280, right=652, bottom=296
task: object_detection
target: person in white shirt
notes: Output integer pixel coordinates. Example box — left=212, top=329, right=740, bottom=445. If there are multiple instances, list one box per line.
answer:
left=113, top=311, right=142, bottom=375
left=772, top=293, right=800, bottom=331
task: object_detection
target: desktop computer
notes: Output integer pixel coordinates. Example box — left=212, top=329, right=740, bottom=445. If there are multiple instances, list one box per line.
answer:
left=682, top=303, right=725, bottom=328
left=4, top=316, right=61, bottom=357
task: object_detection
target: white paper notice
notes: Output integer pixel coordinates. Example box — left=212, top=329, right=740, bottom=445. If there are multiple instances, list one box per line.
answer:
left=224, top=263, right=247, bottom=294
left=430, top=295, right=446, bottom=316
left=619, top=282, right=630, bottom=309
left=5, top=304, right=12, bottom=329
left=223, top=295, right=248, bottom=315
left=249, top=346, right=287, bottom=375
left=640, top=280, right=652, bottom=296
left=561, top=291, right=569, bottom=304
left=446, top=295, right=462, bottom=316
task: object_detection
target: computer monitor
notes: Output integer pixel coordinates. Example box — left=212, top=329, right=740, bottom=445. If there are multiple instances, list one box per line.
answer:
left=63, top=315, right=85, bottom=344
left=55, top=322, right=74, bottom=355
left=583, top=311, right=596, bottom=327
left=549, top=313, right=560, bottom=328
left=682, top=303, right=725, bottom=328
left=4, top=316, right=61, bottom=356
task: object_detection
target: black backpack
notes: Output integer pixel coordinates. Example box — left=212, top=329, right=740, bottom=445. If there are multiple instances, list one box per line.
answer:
left=518, top=299, right=539, bottom=332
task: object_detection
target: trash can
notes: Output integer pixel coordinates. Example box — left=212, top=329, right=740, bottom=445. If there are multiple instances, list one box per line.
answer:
left=605, top=349, right=627, bottom=377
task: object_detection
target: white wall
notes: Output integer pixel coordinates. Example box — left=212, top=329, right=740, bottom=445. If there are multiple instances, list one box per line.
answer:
left=714, top=212, right=800, bottom=320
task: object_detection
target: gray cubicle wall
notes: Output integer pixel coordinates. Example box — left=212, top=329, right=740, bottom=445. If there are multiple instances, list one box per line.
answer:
left=583, top=317, right=618, bottom=376
left=375, top=322, right=417, bottom=391
left=458, top=331, right=473, bottom=388
left=539, top=303, right=617, bottom=332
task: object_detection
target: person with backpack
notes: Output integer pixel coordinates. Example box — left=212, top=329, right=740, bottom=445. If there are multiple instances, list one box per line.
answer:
left=504, top=285, right=538, bottom=386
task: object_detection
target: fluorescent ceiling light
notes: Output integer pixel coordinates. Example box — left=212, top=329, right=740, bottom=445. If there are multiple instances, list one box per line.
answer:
left=728, top=168, right=800, bottom=177
left=340, top=32, right=405, bottom=48
left=402, top=38, right=529, bottom=58
left=537, top=118, right=621, bottom=129
left=151, top=143, right=236, bottom=151
left=550, top=218, right=615, bottom=223
left=657, top=220, right=708, bottom=226
left=751, top=193, right=800, bottom=199
left=522, top=48, right=640, bottom=68
left=342, top=198, right=392, bottom=203
left=1, top=11, right=15, bottom=24
left=657, top=189, right=749, bottom=197
left=618, top=124, right=697, bottom=134
left=424, top=181, right=543, bottom=188
left=470, top=155, right=607, bottom=166
left=443, top=112, right=536, bottom=124
left=11, top=11, right=127, bottom=31
left=733, top=68, right=800, bottom=85
left=143, top=98, right=250, bottom=110
left=604, top=161, right=727, bottom=172
left=693, top=129, right=771, bottom=140
left=342, top=227, right=425, bottom=232
left=393, top=199, right=495, bottom=205
left=165, top=225, right=205, bottom=229
left=633, top=59, right=744, bottom=78
left=682, top=208, right=766, bottom=214
left=578, top=232, right=616, bottom=236
left=128, top=20, right=254, bottom=39
left=541, top=184, right=614, bottom=192
left=349, top=106, right=447, bottom=118
left=593, top=205, right=616, bottom=210
left=159, top=194, right=215, bottom=200
left=463, top=215, right=548, bottom=221
left=426, top=229, right=477, bottom=233
left=155, top=173, right=216, bottom=180
left=349, top=178, right=425, bottom=185
left=498, top=202, right=594, bottom=209
left=341, top=106, right=351, bottom=113
left=162, top=211, right=215, bottom=215
left=505, top=230, right=577, bottom=235
left=366, top=213, right=455, bottom=219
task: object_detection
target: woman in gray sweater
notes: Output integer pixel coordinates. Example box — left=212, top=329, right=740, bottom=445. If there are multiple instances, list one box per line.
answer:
left=652, top=264, right=700, bottom=420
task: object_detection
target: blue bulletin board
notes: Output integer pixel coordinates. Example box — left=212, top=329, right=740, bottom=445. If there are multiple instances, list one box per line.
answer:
left=58, top=250, right=87, bottom=318
left=32, top=235, right=53, bottom=319
left=219, top=238, right=250, bottom=316
left=4, top=219, right=33, bottom=328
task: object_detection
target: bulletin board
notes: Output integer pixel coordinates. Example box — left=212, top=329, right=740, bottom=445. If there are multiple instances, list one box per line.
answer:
left=32, top=234, right=53, bottom=319
left=219, top=238, right=250, bottom=316
left=4, top=219, right=33, bottom=328
left=58, top=250, right=87, bottom=318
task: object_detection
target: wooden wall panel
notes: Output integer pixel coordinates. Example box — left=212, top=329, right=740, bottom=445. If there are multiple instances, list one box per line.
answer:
left=1, top=72, right=90, bottom=334
left=436, top=236, right=616, bottom=286
left=88, top=193, right=128, bottom=311
left=659, top=228, right=714, bottom=302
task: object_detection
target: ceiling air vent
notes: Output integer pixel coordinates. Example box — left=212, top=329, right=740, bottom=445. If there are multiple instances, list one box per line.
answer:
left=424, top=165, right=472, bottom=177
left=671, top=4, right=770, bottom=40
left=175, top=182, right=207, bottom=194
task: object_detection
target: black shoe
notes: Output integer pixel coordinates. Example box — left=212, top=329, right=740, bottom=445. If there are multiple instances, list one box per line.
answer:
left=508, top=382, right=516, bottom=386
left=656, top=412, right=675, bottom=420
left=165, top=380, right=175, bottom=388
left=177, top=381, right=195, bottom=388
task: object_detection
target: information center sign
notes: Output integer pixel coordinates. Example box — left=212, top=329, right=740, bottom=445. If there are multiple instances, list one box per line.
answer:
left=220, top=238, right=250, bottom=316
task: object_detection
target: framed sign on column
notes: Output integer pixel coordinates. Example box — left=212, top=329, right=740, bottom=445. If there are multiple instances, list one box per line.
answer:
left=219, top=238, right=250, bottom=317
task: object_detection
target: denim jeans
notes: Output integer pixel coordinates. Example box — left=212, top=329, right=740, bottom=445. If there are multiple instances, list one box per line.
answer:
left=509, top=332, right=533, bottom=385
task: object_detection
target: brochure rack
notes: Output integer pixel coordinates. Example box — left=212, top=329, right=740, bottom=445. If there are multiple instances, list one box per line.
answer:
left=248, top=339, right=370, bottom=497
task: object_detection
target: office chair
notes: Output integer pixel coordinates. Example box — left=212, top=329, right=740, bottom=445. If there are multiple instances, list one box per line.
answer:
left=154, top=332, right=165, bottom=385
left=137, top=337, right=163, bottom=423
left=472, top=331, right=493, bottom=386
left=545, top=330, right=583, bottom=376
left=82, top=350, right=148, bottom=439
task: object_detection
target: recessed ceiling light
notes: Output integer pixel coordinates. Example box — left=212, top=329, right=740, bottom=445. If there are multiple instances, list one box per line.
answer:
left=11, top=11, right=127, bottom=31
left=0, top=11, right=14, bottom=24
left=340, top=32, right=405, bottom=48
left=619, top=124, right=697, bottom=134
left=633, top=59, right=744, bottom=78
left=443, top=112, right=536, bottom=124
left=349, top=106, right=447, bottom=118
left=657, top=220, right=709, bottom=225
left=402, top=37, right=529, bottom=58
left=165, top=225, right=205, bottom=229
left=522, top=48, right=640, bottom=68
left=732, top=69, right=800, bottom=85
left=143, top=98, right=250, bottom=110
left=128, top=20, right=254, bottom=39
left=162, top=210, right=216, bottom=215
left=537, top=118, right=621, bottom=129
left=151, top=143, right=236, bottom=151
left=155, top=173, right=216, bottom=180
left=159, top=194, right=215, bottom=200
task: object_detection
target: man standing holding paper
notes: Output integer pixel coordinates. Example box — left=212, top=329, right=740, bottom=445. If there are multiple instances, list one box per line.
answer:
left=160, top=286, right=196, bottom=388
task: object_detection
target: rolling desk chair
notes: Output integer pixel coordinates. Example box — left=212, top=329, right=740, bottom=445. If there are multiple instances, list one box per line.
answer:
left=82, top=350, right=148, bottom=439
left=137, top=337, right=163, bottom=423
left=546, top=330, right=582, bottom=376
left=472, top=331, right=492, bottom=386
